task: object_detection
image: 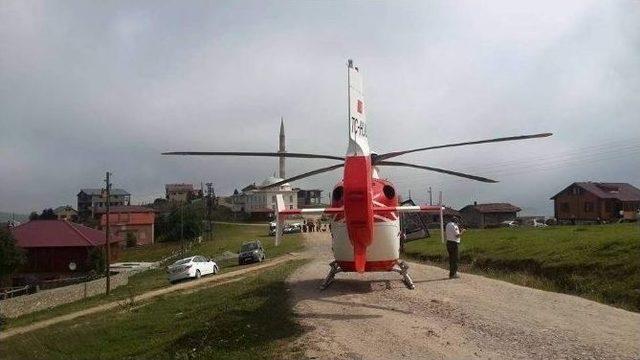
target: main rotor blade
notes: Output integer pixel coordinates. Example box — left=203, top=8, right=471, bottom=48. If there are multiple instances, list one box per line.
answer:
left=374, top=133, right=552, bottom=162
left=259, top=163, right=345, bottom=189
left=162, top=151, right=344, bottom=161
left=377, top=160, right=498, bottom=183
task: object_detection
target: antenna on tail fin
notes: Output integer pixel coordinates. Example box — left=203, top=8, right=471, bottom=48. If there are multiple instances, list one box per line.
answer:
left=347, top=59, right=369, bottom=156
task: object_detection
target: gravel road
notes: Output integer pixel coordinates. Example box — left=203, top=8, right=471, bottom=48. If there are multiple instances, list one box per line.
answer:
left=287, top=232, right=640, bottom=360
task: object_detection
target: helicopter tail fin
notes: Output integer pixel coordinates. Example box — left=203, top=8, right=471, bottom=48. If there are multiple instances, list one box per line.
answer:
left=347, top=59, right=369, bottom=156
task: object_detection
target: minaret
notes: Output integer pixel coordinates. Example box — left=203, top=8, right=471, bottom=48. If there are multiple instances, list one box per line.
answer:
left=278, top=117, right=286, bottom=179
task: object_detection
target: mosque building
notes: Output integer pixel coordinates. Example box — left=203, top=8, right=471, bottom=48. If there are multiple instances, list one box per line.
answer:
left=231, top=119, right=299, bottom=218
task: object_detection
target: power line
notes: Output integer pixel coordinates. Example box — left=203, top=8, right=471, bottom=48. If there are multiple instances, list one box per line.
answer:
left=387, top=144, right=640, bottom=188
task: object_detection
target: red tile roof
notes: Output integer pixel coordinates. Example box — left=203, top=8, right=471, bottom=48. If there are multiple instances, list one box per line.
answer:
left=11, top=220, right=122, bottom=248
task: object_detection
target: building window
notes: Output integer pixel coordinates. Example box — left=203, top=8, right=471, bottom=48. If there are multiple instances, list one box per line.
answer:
left=289, top=195, right=293, bottom=203
left=561, top=203, right=569, bottom=212
left=289, top=205, right=293, bottom=209
left=584, top=202, right=594, bottom=212
left=272, top=195, right=276, bottom=202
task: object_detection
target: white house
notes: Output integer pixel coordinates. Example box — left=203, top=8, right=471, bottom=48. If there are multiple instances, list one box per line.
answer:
left=232, top=176, right=298, bottom=218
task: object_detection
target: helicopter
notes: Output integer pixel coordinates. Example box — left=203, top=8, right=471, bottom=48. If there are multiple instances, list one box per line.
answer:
left=163, top=59, right=551, bottom=289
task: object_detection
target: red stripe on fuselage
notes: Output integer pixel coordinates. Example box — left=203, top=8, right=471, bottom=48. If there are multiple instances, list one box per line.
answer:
left=343, top=155, right=374, bottom=273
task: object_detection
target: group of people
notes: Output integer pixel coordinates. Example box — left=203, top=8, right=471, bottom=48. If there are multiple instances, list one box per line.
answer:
left=302, top=219, right=327, bottom=233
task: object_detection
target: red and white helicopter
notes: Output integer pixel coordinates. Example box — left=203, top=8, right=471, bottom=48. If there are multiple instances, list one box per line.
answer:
left=164, top=59, right=551, bottom=289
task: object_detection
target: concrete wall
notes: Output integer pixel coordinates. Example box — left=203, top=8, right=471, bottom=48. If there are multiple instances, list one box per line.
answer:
left=0, top=272, right=128, bottom=318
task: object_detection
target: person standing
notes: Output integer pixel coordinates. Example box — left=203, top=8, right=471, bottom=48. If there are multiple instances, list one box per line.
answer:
left=445, top=217, right=464, bottom=279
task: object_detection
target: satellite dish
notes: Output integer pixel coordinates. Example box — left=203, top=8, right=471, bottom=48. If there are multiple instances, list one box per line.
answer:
left=69, top=262, right=77, bottom=271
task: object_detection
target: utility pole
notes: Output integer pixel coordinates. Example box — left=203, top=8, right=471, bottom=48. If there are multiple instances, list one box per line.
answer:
left=104, top=171, right=112, bottom=295
left=428, top=187, right=433, bottom=206
left=180, top=204, right=184, bottom=255
left=438, top=191, right=443, bottom=206
left=206, top=182, right=214, bottom=240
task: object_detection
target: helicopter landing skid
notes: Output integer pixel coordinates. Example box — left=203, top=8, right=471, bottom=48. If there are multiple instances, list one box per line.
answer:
left=320, top=260, right=416, bottom=290
left=393, top=260, right=416, bottom=290
left=319, top=261, right=342, bottom=290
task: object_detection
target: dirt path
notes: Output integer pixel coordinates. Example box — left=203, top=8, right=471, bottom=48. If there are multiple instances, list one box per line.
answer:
left=0, top=254, right=297, bottom=341
left=287, top=232, right=640, bottom=359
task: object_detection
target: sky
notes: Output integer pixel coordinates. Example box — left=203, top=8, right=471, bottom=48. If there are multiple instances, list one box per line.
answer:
left=1, top=0, right=639, bottom=216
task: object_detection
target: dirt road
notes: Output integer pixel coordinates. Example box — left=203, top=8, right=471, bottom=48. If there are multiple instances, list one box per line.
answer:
left=288, top=232, right=640, bottom=359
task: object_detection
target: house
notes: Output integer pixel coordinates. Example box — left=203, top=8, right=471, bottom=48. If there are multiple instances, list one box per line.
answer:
left=295, top=189, right=323, bottom=208
left=10, top=220, right=122, bottom=280
left=428, top=206, right=461, bottom=225
left=550, top=182, right=640, bottom=223
left=165, top=183, right=202, bottom=203
left=459, top=202, right=521, bottom=228
left=96, top=206, right=156, bottom=246
left=53, top=205, right=77, bottom=221
left=77, top=188, right=131, bottom=219
left=231, top=176, right=298, bottom=220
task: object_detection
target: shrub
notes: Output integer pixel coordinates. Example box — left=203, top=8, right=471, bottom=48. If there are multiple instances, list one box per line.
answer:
left=0, top=228, right=25, bottom=280
left=88, top=248, right=106, bottom=275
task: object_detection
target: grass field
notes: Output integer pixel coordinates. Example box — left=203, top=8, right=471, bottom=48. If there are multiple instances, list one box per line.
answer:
left=0, top=260, right=306, bottom=360
left=404, top=223, right=640, bottom=311
left=120, top=223, right=301, bottom=263
left=3, top=223, right=304, bottom=330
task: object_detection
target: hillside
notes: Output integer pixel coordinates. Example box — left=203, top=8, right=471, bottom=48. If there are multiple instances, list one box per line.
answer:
left=404, top=223, right=640, bottom=311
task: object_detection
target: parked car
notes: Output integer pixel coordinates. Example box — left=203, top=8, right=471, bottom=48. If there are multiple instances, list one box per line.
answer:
left=167, top=256, right=219, bottom=284
left=532, top=219, right=548, bottom=228
left=238, top=240, right=266, bottom=265
left=268, top=223, right=302, bottom=236
left=501, top=220, right=518, bottom=228
left=283, top=224, right=302, bottom=234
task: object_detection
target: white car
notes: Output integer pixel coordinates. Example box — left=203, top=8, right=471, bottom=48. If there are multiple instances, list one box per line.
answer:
left=501, top=220, right=519, bottom=228
left=167, top=255, right=219, bottom=284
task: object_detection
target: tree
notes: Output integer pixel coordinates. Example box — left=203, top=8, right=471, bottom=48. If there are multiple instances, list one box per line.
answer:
left=39, top=208, right=57, bottom=220
left=0, top=228, right=25, bottom=282
left=88, top=247, right=105, bottom=275
left=28, top=209, right=57, bottom=221
left=28, top=211, right=39, bottom=221
left=156, top=206, right=202, bottom=242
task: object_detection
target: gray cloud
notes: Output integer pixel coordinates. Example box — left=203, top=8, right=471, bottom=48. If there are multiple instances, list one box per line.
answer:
left=1, top=0, right=639, bottom=215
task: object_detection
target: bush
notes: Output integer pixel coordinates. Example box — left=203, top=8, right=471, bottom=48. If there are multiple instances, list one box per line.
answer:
left=0, top=228, right=25, bottom=281
left=88, top=248, right=106, bottom=275
left=155, top=206, right=202, bottom=242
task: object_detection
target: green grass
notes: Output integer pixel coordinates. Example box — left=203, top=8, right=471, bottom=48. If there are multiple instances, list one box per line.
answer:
left=3, top=224, right=304, bottom=330
left=120, top=223, right=302, bottom=263
left=0, top=260, right=307, bottom=360
left=404, top=223, right=640, bottom=311
left=3, top=268, right=167, bottom=329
